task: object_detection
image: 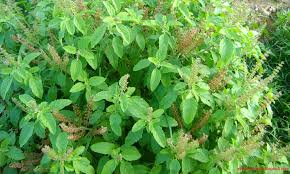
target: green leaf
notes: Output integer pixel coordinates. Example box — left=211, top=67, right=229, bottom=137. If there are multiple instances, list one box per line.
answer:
left=150, top=68, right=161, bottom=91
left=63, top=45, right=76, bottom=54
left=190, top=149, right=209, bottom=163
left=103, top=1, right=116, bottom=16
left=19, top=122, right=34, bottom=147
left=178, top=3, right=192, bottom=25
left=150, top=124, right=166, bottom=148
left=181, top=97, right=198, bottom=124
left=56, top=132, right=68, bottom=152
left=136, top=32, right=145, bottom=50
left=40, top=112, right=56, bottom=134
left=91, top=142, right=116, bottom=154
left=89, top=76, right=106, bottom=86
left=94, top=91, right=112, bottom=101
left=157, top=33, right=169, bottom=60
left=132, top=119, right=146, bottom=132
left=101, top=159, right=117, bottom=174
left=29, top=76, right=43, bottom=98
left=86, top=55, right=99, bottom=70
left=0, top=76, right=13, bottom=99
left=120, top=95, right=129, bottom=112
left=182, top=157, right=192, bottom=174
left=23, top=52, right=41, bottom=65
left=116, top=24, right=132, bottom=46
left=160, top=90, right=177, bottom=109
left=105, top=46, right=119, bottom=69
left=110, top=113, right=122, bottom=136
left=121, top=146, right=141, bottom=161
left=19, top=94, right=35, bottom=104
left=79, top=49, right=94, bottom=60
left=49, top=99, right=72, bottom=111
left=7, top=147, right=25, bottom=160
left=219, top=38, right=234, bottom=65
left=112, top=37, right=124, bottom=58
left=127, top=96, right=149, bottom=118
left=73, top=15, right=86, bottom=35
left=91, top=24, right=107, bottom=48
left=112, top=0, right=121, bottom=12
left=65, top=19, right=75, bottom=35
left=125, top=129, right=143, bottom=146
left=169, top=159, right=180, bottom=174
left=70, top=82, right=85, bottom=93
left=73, top=157, right=95, bottom=174
left=120, top=161, right=134, bottom=174
left=133, top=59, right=150, bottom=71
left=70, top=59, right=82, bottom=82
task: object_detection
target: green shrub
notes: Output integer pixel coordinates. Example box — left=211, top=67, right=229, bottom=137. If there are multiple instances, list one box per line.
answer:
left=0, top=0, right=288, bottom=173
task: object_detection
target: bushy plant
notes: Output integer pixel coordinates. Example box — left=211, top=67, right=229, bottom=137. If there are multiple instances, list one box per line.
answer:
left=0, top=0, right=288, bottom=173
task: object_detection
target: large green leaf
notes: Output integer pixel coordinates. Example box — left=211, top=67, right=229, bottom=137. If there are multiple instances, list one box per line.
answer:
left=19, top=122, right=34, bottom=147
left=91, top=24, right=107, bottom=48
left=101, top=159, right=117, bottom=174
left=150, top=68, right=161, bottom=91
left=40, top=112, right=56, bottom=134
left=181, top=97, right=198, bottom=124
left=49, top=99, right=72, bottom=111
left=105, top=46, right=119, bottom=69
left=63, top=45, right=76, bottom=54
left=91, top=142, right=116, bottom=154
left=29, top=76, right=43, bottom=98
left=112, top=37, right=124, bottom=58
left=133, top=59, right=150, bottom=71
left=70, top=59, right=82, bottom=81
left=70, top=82, right=85, bottom=93
left=121, top=146, right=141, bottom=161
left=150, top=124, right=166, bottom=148
left=136, top=32, right=145, bottom=50
left=120, top=161, right=134, bottom=174
left=7, top=147, right=25, bottom=160
left=116, top=24, right=132, bottom=46
left=73, top=157, right=95, bottom=174
left=219, top=38, right=234, bottom=65
left=110, top=113, right=122, bottom=136
left=0, top=76, right=13, bottom=99
left=73, top=15, right=86, bottom=35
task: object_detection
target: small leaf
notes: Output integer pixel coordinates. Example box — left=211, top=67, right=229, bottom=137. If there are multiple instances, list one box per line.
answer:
left=91, top=142, right=116, bottom=154
left=182, top=157, right=192, bottom=174
left=116, top=24, right=132, bottom=46
left=120, top=161, right=134, bottom=174
left=70, top=82, right=85, bottom=93
left=150, top=68, right=161, bottom=91
left=0, top=76, right=13, bottom=99
left=120, top=95, right=129, bottom=112
left=133, top=59, right=150, bottom=71
left=65, top=19, right=75, bottom=35
left=103, top=1, right=116, bottom=16
left=160, top=90, right=177, bottom=109
left=73, top=157, right=95, bottom=174
left=91, top=24, right=107, bottom=48
left=190, top=149, right=209, bottom=163
left=219, top=38, right=234, bottom=65
left=19, top=94, right=35, bottom=104
left=63, top=45, right=76, bottom=54
left=169, top=159, right=181, bottom=174
left=178, top=3, right=192, bottom=24
left=7, top=147, right=25, bottom=160
left=23, top=52, right=41, bottom=65
left=121, top=146, right=141, bottom=161
left=105, top=46, right=119, bottom=69
left=19, top=122, right=34, bottom=147
left=73, top=15, right=86, bottom=35
left=125, top=129, right=143, bottom=146
left=101, top=159, right=117, bottom=174
left=40, top=112, right=56, bottom=134
left=89, top=76, right=106, bottom=86
left=70, top=59, right=82, bottom=81
left=49, top=99, right=72, bottom=111
left=94, top=91, right=112, bottom=101
left=112, top=37, right=124, bottom=58
left=132, top=119, right=146, bottom=132
left=110, top=113, right=122, bottom=136
left=29, top=76, right=43, bottom=98
left=151, top=124, right=166, bottom=148
left=136, top=32, right=145, bottom=50
left=157, top=33, right=169, bottom=60
left=182, top=97, right=198, bottom=124
left=56, top=132, right=68, bottom=152
left=112, top=0, right=121, bottom=12
left=79, top=49, right=94, bottom=60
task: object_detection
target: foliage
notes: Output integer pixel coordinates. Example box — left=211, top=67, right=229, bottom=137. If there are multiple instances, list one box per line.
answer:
left=0, top=0, right=288, bottom=173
